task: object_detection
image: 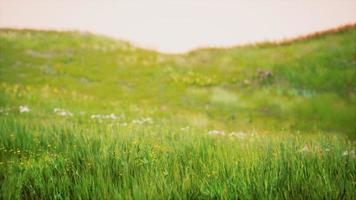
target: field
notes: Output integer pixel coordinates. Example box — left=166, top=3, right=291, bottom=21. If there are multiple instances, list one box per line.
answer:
left=0, top=26, right=355, bottom=199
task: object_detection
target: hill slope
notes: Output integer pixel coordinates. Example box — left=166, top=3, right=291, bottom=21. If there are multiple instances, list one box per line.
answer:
left=1, top=26, right=355, bottom=135
left=0, top=26, right=355, bottom=199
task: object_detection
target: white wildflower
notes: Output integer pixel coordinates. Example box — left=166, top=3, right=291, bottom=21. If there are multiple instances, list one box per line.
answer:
left=229, top=131, right=247, bottom=139
left=91, top=114, right=100, bottom=119
left=91, top=113, right=121, bottom=120
left=342, top=150, right=355, bottom=158
left=59, top=111, right=73, bottom=116
left=132, top=117, right=153, bottom=125
left=132, top=119, right=142, bottom=125
left=299, top=145, right=311, bottom=153
left=19, top=105, right=30, bottom=113
left=180, top=126, right=190, bottom=131
left=0, top=108, right=7, bottom=115
left=208, top=130, right=225, bottom=136
left=53, top=108, right=73, bottom=116
left=109, top=113, right=117, bottom=120
left=141, top=117, right=153, bottom=124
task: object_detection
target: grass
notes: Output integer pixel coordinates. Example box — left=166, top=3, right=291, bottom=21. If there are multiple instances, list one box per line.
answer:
left=0, top=25, right=355, bottom=199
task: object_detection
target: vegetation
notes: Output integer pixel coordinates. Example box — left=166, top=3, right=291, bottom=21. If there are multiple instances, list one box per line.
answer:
left=0, top=25, right=355, bottom=199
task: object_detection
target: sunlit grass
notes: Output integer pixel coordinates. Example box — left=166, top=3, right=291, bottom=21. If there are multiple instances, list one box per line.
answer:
left=1, top=116, right=355, bottom=199
left=0, top=26, right=355, bottom=199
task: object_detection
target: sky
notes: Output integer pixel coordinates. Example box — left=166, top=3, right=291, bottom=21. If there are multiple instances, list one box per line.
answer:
left=0, top=0, right=355, bottom=53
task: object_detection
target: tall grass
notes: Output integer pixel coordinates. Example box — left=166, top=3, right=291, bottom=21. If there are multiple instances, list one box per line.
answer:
left=0, top=117, right=355, bottom=199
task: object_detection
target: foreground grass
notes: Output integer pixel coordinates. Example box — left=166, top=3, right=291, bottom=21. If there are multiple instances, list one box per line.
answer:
left=0, top=25, right=355, bottom=199
left=1, top=117, right=355, bottom=199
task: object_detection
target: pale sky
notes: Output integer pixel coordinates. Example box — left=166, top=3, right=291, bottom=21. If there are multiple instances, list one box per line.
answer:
left=0, top=0, right=355, bottom=53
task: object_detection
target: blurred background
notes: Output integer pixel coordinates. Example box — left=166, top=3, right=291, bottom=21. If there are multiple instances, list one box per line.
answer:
left=1, top=0, right=356, bottom=53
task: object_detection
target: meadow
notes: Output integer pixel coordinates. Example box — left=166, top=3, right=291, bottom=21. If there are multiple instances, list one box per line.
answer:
left=0, top=25, right=355, bottom=199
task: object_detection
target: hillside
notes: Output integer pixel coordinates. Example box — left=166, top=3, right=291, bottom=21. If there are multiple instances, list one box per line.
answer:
left=0, top=26, right=355, bottom=199
left=1, top=26, right=355, bottom=135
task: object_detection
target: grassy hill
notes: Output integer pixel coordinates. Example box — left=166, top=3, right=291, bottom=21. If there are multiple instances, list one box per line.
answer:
left=0, top=25, right=355, bottom=199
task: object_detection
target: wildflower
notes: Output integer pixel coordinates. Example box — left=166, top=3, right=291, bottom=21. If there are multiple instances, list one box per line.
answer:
left=143, top=117, right=153, bottom=124
left=59, top=111, right=73, bottom=116
left=132, top=117, right=153, bottom=125
left=132, top=119, right=142, bottom=125
left=53, top=108, right=73, bottom=116
left=19, top=105, right=30, bottom=113
left=180, top=126, right=190, bottom=131
left=229, top=131, right=247, bottom=139
left=90, top=113, right=120, bottom=120
left=243, top=79, right=250, bottom=85
left=299, top=145, right=311, bottom=153
left=90, top=114, right=100, bottom=119
left=163, top=170, right=169, bottom=176
left=342, top=150, right=355, bottom=158
left=0, top=108, right=8, bottom=115
left=208, top=130, right=225, bottom=136
left=109, top=113, right=117, bottom=120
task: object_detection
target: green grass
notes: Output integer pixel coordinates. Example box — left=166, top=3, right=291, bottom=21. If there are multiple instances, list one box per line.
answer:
left=0, top=26, right=355, bottom=199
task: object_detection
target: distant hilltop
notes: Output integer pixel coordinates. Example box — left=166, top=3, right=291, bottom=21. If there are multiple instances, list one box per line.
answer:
left=0, top=23, right=355, bottom=54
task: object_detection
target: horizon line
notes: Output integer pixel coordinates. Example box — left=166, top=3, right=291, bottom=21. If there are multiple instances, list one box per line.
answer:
left=1, top=23, right=355, bottom=55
